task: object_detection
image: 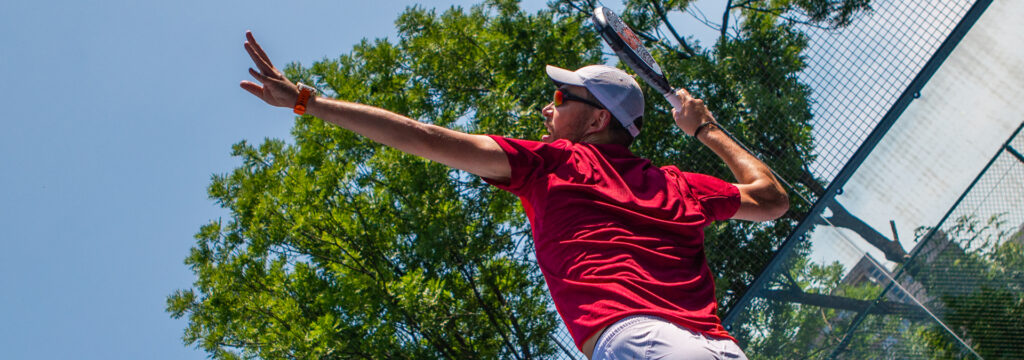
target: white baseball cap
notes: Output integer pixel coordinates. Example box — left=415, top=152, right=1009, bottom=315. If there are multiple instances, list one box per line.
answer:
left=545, top=64, right=644, bottom=137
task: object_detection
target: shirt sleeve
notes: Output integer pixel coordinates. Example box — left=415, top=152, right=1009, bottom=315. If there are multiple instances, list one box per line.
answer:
left=681, top=172, right=741, bottom=221
left=481, top=135, right=572, bottom=196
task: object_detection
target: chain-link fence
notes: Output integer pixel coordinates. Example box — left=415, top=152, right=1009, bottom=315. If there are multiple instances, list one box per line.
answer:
left=718, top=0, right=986, bottom=319
left=548, top=0, right=1012, bottom=358
left=712, top=0, right=1024, bottom=353
left=710, top=0, right=1024, bottom=355
left=819, top=123, right=1023, bottom=359
left=799, top=0, right=976, bottom=182
left=546, top=0, right=1009, bottom=357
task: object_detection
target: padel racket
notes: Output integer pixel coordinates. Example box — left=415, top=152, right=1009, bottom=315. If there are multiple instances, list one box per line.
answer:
left=593, top=6, right=806, bottom=201
left=592, top=6, right=683, bottom=110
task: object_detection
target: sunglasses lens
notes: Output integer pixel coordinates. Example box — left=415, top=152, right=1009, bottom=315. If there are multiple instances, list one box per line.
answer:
left=553, top=90, right=564, bottom=106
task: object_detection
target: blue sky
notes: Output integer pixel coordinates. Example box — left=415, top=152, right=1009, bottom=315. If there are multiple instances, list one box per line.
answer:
left=5, top=0, right=1015, bottom=358
left=0, top=1, right=540, bottom=358
left=0, top=0, right=730, bottom=358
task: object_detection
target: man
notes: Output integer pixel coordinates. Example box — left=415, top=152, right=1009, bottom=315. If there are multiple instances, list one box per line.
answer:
left=241, top=31, right=787, bottom=359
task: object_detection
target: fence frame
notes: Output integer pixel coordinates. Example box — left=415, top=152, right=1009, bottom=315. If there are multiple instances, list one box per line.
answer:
left=826, top=120, right=1024, bottom=358
left=722, top=0, right=996, bottom=329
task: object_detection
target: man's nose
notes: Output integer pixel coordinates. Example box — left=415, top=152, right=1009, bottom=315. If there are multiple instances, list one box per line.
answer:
left=540, top=103, right=554, bottom=119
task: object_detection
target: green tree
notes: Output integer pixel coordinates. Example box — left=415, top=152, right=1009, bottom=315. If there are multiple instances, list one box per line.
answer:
left=909, top=215, right=1024, bottom=359
left=742, top=257, right=861, bottom=359
left=553, top=0, right=868, bottom=315
left=169, top=0, right=871, bottom=358
left=168, top=3, right=598, bottom=358
left=808, top=215, right=1024, bottom=359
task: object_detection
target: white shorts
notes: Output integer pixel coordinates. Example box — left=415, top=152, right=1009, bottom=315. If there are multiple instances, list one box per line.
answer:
left=591, top=315, right=748, bottom=360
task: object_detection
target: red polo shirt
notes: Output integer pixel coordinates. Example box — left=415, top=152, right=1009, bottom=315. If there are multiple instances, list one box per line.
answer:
left=483, top=136, right=741, bottom=351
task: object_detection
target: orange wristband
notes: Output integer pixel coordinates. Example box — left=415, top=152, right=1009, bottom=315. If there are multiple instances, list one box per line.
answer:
left=293, top=83, right=316, bottom=115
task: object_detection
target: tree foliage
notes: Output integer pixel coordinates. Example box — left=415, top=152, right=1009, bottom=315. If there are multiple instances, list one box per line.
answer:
left=553, top=0, right=835, bottom=312
left=169, top=0, right=873, bottom=358
left=742, top=214, right=1024, bottom=359
left=908, top=215, right=1024, bottom=359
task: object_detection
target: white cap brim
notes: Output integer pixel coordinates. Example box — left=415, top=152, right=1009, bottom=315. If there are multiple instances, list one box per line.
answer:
left=545, top=65, right=585, bottom=86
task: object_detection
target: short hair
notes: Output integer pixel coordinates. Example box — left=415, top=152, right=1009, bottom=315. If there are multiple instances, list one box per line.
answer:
left=608, top=115, right=642, bottom=147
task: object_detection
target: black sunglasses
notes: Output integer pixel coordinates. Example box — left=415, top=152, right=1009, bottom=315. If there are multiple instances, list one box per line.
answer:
left=553, top=89, right=605, bottom=109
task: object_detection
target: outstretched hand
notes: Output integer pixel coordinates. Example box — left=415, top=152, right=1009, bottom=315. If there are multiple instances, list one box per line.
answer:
left=240, top=31, right=299, bottom=108
left=670, top=88, right=716, bottom=136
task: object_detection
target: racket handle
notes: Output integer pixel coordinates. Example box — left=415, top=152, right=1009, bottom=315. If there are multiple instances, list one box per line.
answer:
left=663, top=90, right=682, bottom=110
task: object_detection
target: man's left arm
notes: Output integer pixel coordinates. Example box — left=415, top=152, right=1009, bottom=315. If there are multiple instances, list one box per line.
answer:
left=239, top=31, right=511, bottom=182
left=670, top=89, right=789, bottom=222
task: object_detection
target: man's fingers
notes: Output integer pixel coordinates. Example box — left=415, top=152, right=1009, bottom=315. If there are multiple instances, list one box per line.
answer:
left=245, top=31, right=276, bottom=71
left=675, top=88, right=708, bottom=110
left=240, top=81, right=265, bottom=98
left=245, top=42, right=276, bottom=76
left=249, top=67, right=265, bottom=81
left=676, top=88, right=691, bottom=99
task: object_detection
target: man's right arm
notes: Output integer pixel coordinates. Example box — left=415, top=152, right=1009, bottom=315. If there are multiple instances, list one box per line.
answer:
left=670, top=89, right=789, bottom=221
left=239, top=31, right=510, bottom=182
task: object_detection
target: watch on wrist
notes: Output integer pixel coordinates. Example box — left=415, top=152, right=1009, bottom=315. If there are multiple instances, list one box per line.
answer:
left=293, top=82, right=317, bottom=115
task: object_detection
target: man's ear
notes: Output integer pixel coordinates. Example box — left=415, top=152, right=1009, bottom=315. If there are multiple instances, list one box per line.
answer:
left=589, top=109, right=612, bottom=133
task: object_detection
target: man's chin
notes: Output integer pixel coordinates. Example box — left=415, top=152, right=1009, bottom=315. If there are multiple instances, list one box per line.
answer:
left=541, top=134, right=553, bottom=143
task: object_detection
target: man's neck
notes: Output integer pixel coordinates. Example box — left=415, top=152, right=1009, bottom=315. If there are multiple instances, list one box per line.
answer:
left=580, top=131, right=614, bottom=145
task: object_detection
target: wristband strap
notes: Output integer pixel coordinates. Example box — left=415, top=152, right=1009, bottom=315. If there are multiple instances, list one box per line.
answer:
left=693, top=121, right=717, bottom=138
left=293, top=83, right=316, bottom=115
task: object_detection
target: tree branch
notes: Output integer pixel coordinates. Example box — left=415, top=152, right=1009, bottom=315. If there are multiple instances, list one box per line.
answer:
left=338, top=180, right=406, bottom=276
left=761, top=288, right=930, bottom=319
left=818, top=200, right=909, bottom=263
left=561, top=0, right=593, bottom=16
left=297, top=227, right=376, bottom=279
left=458, top=264, right=523, bottom=360
left=737, top=4, right=842, bottom=31
left=731, top=0, right=758, bottom=9
left=634, top=30, right=690, bottom=60
left=481, top=267, right=533, bottom=359
left=798, top=164, right=827, bottom=196
left=790, top=165, right=909, bottom=263
left=649, top=0, right=695, bottom=56
left=720, top=0, right=733, bottom=41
